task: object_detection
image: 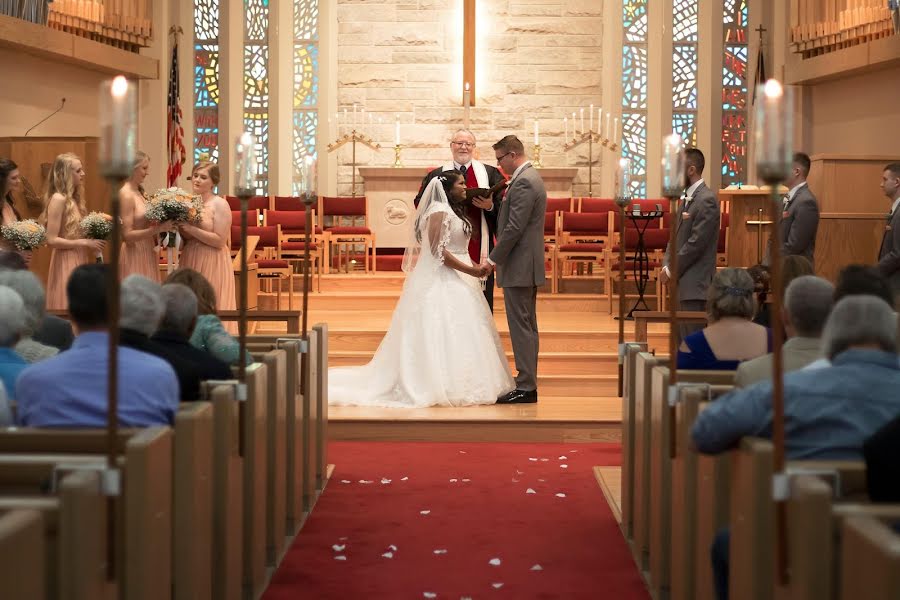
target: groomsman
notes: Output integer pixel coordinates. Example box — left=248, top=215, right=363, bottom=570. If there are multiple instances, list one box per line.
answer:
left=414, top=129, right=504, bottom=311
left=765, top=152, right=820, bottom=268
left=876, top=162, right=900, bottom=297
left=660, top=148, right=720, bottom=338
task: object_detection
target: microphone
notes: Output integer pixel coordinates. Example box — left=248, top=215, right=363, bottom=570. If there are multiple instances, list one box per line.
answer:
left=25, top=98, right=66, bottom=137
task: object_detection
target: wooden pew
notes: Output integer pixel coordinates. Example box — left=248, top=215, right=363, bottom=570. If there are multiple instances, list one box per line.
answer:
left=216, top=310, right=301, bottom=333
left=840, top=515, right=900, bottom=600
left=0, top=468, right=118, bottom=599
left=313, top=322, right=329, bottom=492
left=242, top=364, right=270, bottom=600
left=261, top=349, right=288, bottom=566
left=620, top=341, right=648, bottom=544
left=0, top=428, right=173, bottom=600
left=647, top=367, right=735, bottom=600
left=694, top=432, right=732, bottom=600
left=0, top=509, right=45, bottom=599
left=279, top=340, right=306, bottom=534
left=304, top=328, right=321, bottom=509
left=631, top=351, right=667, bottom=572
left=632, top=310, right=707, bottom=345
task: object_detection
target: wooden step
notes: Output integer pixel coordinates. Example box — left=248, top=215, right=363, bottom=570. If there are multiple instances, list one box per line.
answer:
left=301, top=291, right=612, bottom=313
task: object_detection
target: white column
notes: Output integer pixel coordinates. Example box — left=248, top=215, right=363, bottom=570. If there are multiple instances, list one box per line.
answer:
left=647, top=0, right=673, bottom=197
left=601, top=0, right=623, bottom=198
left=698, top=0, right=724, bottom=192
left=318, top=0, right=339, bottom=196
left=219, top=0, right=245, bottom=194
left=269, top=0, right=293, bottom=196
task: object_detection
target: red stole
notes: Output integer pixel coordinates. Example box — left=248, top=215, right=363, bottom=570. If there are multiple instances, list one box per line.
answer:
left=463, top=166, right=481, bottom=263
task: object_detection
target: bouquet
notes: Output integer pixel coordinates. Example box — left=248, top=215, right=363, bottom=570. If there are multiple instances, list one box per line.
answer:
left=0, top=219, right=46, bottom=251
left=80, top=212, right=113, bottom=263
left=145, top=187, right=204, bottom=248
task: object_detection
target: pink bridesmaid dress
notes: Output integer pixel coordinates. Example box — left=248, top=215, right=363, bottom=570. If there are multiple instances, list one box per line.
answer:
left=179, top=199, right=236, bottom=314
left=45, top=211, right=88, bottom=311
left=119, top=194, right=159, bottom=281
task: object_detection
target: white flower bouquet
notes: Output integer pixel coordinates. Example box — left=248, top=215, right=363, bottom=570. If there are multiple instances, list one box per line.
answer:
left=80, top=211, right=113, bottom=263
left=145, top=187, right=203, bottom=225
left=0, top=219, right=46, bottom=251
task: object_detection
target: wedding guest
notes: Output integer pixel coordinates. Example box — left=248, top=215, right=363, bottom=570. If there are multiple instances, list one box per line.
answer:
left=0, top=250, right=26, bottom=271
left=16, top=265, right=178, bottom=428
left=0, top=251, right=73, bottom=349
left=40, top=153, right=102, bottom=310
left=0, top=158, right=25, bottom=257
left=0, top=382, right=9, bottom=427
left=752, top=255, right=813, bottom=329
left=178, top=162, right=235, bottom=316
left=677, top=268, right=771, bottom=370
left=764, top=152, right=820, bottom=268
left=0, top=270, right=58, bottom=362
left=876, top=162, right=900, bottom=296
left=120, top=151, right=167, bottom=281
left=0, top=286, right=29, bottom=401
left=164, top=268, right=250, bottom=366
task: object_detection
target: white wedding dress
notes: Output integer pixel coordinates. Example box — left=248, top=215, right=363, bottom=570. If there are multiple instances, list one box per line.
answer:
left=328, top=178, right=514, bottom=408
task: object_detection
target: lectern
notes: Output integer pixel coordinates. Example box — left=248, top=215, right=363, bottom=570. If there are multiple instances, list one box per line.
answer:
left=721, top=187, right=785, bottom=267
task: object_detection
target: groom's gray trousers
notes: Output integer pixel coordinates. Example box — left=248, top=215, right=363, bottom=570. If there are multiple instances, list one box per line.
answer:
left=503, top=285, right=539, bottom=391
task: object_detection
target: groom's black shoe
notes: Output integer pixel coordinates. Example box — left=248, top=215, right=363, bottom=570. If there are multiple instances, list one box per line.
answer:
left=496, top=389, right=538, bottom=404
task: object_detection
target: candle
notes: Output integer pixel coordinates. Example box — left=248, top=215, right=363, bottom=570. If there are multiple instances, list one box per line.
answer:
left=234, top=131, right=257, bottom=193
left=589, top=103, right=594, bottom=133
left=99, top=75, right=137, bottom=176
left=564, top=117, right=568, bottom=142
left=352, top=103, right=357, bottom=126
left=463, top=82, right=471, bottom=128
left=304, top=156, right=318, bottom=197
left=661, top=133, right=685, bottom=196
left=605, top=113, right=611, bottom=140
left=616, top=158, right=632, bottom=203
left=613, top=117, right=619, bottom=145
left=395, top=115, right=400, bottom=145
left=580, top=108, right=585, bottom=137
left=534, top=120, right=539, bottom=145
left=755, top=79, right=793, bottom=183
left=598, top=107, right=603, bottom=132
left=572, top=112, right=577, bottom=136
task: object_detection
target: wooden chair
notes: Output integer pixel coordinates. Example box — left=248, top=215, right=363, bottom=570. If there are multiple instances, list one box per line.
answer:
left=319, top=196, right=376, bottom=273
left=230, top=224, right=294, bottom=310
left=544, top=212, right=559, bottom=293
left=557, top=211, right=611, bottom=284
left=226, top=195, right=270, bottom=212
left=578, top=197, right=619, bottom=218
left=264, top=209, right=324, bottom=292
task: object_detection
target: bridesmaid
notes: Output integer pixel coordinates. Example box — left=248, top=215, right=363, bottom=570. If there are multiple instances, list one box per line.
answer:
left=0, top=158, right=25, bottom=259
left=178, top=161, right=235, bottom=315
left=41, top=153, right=102, bottom=310
left=120, top=151, right=168, bottom=281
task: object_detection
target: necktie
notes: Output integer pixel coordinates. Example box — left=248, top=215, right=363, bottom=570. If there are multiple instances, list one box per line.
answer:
left=460, top=165, right=468, bottom=178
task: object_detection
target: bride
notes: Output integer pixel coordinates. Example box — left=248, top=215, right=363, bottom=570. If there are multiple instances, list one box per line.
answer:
left=329, top=170, right=515, bottom=408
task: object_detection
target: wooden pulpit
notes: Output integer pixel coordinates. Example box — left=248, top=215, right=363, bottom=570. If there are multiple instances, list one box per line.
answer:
left=722, top=188, right=783, bottom=268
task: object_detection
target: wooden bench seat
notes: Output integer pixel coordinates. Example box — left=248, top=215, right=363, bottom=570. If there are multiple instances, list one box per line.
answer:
left=840, top=514, right=900, bottom=600
left=0, top=509, right=45, bottom=599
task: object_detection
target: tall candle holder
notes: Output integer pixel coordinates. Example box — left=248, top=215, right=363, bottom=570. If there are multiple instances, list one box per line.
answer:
left=393, top=144, right=404, bottom=168
left=532, top=143, right=542, bottom=168
left=614, top=158, right=632, bottom=396
left=298, top=156, right=317, bottom=392
left=327, top=129, right=381, bottom=197
left=563, top=129, right=619, bottom=197
left=234, top=132, right=257, bottom=385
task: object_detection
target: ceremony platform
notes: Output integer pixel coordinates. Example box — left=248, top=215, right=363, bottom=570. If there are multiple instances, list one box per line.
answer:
left=255, top=273, right=671, bottom=444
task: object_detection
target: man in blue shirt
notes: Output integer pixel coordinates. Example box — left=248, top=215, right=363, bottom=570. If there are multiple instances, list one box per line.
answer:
left=0, top=285, right=29, bottom=405
left=16, top=265, right=179, bottom=428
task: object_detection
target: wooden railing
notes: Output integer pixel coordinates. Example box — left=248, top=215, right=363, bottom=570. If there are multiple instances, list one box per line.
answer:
left=1, top=0, right=152, bottom=52
left=791, top=0, right=898, bottom=58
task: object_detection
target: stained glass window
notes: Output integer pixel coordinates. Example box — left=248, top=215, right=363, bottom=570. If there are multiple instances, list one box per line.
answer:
left=722, top=0, right=749, bottom=185
left=193, top=0, right=219, bottom=164
left=672, top=0, right=698, bottom=148
left=244, top=0, right=269, bottom=195
left=293, top=0, right=319, bottom=195
left=622, top=0, right=648, bottom=198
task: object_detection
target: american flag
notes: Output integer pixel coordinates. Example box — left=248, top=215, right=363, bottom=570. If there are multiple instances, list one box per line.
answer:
left=166, top=39, right=186, bottom=187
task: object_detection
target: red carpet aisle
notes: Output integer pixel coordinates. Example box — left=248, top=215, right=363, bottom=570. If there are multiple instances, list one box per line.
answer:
left=263, top=442, right=649, bottom=599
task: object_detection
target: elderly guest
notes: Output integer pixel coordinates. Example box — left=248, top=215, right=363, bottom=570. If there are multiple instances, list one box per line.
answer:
left=0, top=250, right=74, bottom=350
left=734, top=276, right=834, bottom=387
left=677, top=268, right=771, bottom=370
left=0, top=270, right=59, bottom=362
left=0, top=286, right=29, bottom=402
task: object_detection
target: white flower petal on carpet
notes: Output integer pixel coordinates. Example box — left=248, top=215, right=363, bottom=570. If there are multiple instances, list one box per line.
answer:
left=420, top=510, right=431, bottom=515
left=382, top=552, right=394, bottom=559
left=423, top=592, right=437, bottom=598
left=332, top=544, right=346, bottom=552
left=561, top=464, right=568, bottom=469
left=489, top=558, right=501, bottom=566
left=381, top=478, right=392, bottom=484
left=530, top=564, right=543, bottom=571
left=558, top=456, right=568, bottom=460
left=556, top=493, right=567, bottom=498
left=526, top=488, right=536, bottom=494
left=401, top=476, right=409, bottom=481
left=340, top=480, right=351, bottom=484
left=433, top=549, right=448, bottom=555
left=492, top=583, right=504, bottom=589
left=389, top=544, right=398, bottom=551
left=334, top=555, right=346, bottom=561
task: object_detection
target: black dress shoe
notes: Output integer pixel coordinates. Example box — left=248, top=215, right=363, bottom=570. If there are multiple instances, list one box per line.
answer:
left=496, top=389, right=538, bottom=404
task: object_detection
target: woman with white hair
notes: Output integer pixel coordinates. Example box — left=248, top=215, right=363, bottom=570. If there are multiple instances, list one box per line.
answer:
left=677, top=267, right=771, bottom=370
left=0, top=270, right=58, bottom=362
left=0, top=285, right=29, bottom=402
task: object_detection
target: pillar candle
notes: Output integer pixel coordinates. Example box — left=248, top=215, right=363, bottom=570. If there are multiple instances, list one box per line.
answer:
left=612, top=117, right=619, bottom=145
left=580, top=108, right=585, bottom=137
left=395, top=116, right=400, bottom=145
left=572, top=112, right=577, bottom=136
left=564, top=117, right=568, bottom=141
left=534, top=120, right=539, bottom=145
left=589, top=103, right=594, bottom=133
left=605, top=113, right=611, bottom=140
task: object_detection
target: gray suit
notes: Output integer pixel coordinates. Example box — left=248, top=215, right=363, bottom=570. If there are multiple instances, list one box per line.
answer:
left=490, top=163, right=546, bottom=392
left=663, top=181, right=720, bottom=336
left=764, top=184, right=819, bottom=268
left=877, top=205, right=900, bottom=295
left=734, top=336, right=822, bottom=388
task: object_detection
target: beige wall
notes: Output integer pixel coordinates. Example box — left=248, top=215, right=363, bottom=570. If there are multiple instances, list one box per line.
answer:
left=333, top=0, right=606, bottom=196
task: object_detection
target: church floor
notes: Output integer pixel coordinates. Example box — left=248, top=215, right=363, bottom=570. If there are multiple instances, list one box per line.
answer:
left=255, top=273, right=671, bottom=443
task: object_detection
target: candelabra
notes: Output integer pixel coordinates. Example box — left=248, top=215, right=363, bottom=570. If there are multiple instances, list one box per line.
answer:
left=393, top=144, right=404, bottom=168
left=532, top=143, right=542, bottom=168
left=327, top=129, right=381, bottom=197
left=562, top=130, right=618, bottom=197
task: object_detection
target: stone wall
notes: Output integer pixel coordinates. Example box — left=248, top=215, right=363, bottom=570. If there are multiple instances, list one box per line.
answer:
left=334, top=0, right=606, bottom=196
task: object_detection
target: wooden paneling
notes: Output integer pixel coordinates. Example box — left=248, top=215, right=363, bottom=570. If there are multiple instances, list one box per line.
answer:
left=808, top=154, right=897, bottom=213
left=814, top=213, right=884, bottom=282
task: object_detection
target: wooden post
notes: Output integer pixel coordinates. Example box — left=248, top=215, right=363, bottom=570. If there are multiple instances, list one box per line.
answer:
left=463, top=0, right=475, bottom=106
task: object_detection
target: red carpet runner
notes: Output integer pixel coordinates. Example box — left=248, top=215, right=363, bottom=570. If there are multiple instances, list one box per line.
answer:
left=264, top=442, right=649, bottom=599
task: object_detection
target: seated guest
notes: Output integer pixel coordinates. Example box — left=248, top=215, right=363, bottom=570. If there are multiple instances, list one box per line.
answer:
left=154, top=283, right=232, bottom=399
left=734, top=276, right=833, bottom=387
left=0, top=270, right=59, bottom=362
left=863, top=414, right=900, bottom=503
left=677, top=268, right=770, bottom=370
left=751, top=255, right=813, bottom=329
left=164, top=268, right=252, bottom=366
left=0, top=381, right=9, bottom=426
left=0, top=251, right=74, bottom=350
left=747, top=263, right=770, bottom=327
left=16, top=265, right=178, bottom=427
left=0, top=286, right=29, bottom=401
left=692, top=295, right=900, bottom=460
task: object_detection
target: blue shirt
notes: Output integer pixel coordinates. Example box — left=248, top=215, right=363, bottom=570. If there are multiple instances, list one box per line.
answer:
left=16, top=331, right=179, bottom=428
left=0, top=347, right=28, bottom=402
left=691, top=349, right=900, bottom=460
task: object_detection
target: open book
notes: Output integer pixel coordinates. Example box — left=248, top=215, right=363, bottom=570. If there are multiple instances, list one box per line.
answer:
left=465, top=179, right=508, bottom=202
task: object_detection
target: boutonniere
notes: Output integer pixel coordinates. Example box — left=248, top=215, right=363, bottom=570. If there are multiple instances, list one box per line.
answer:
left=782, top=211, right=790, bottom=219
left=681, top=212, right=691, bottom=220
left=887, top=225, right=893, bottom=232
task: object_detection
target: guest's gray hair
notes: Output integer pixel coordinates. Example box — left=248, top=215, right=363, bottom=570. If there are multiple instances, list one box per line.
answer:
left=0, top=270, right=45, bottom=336
left=160, top=283, right=199, bottom=336
left=0, top=286, right=27, bottom=347
left=119, top=275, right=164, bottom=336
left=451, top=129, right=476, bottom=143
left=784, top=276, right=835, bottom=337
left=822, top=295, right=897, bottom=359
left=706, top=268, right=755, bottom=322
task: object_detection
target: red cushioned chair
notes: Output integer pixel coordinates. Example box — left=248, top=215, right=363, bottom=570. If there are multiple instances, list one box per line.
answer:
left=543, top=212, right=559, bottom=294
left=546, top=197, right=574, bottom=214
left=273, top=196, right=307, bottom=211
left=230, top=209, right=262, bottom=228
left=556, top=211, right=612, bottom=287
left=225, top=195, right=270, bottom=212
left=230, top=224, right=294, bottom=309
left=263, top=209, right=323, bottom=292
left=318, top=196, right=375, bottom=273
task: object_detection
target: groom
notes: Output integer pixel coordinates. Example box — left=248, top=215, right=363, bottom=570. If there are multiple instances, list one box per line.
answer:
left=413, top=129, right=504, bottom=311
left=484, top=135, right=546, bottom=404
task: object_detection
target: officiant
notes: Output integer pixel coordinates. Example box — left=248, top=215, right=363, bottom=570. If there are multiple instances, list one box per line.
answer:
left=413, top=129, right=505, bottom=311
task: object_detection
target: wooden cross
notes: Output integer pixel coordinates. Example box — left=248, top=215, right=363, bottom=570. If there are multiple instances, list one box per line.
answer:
left=463, top=0, right=475, bottom=106
left=755, top=24, right=767, bottom=41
